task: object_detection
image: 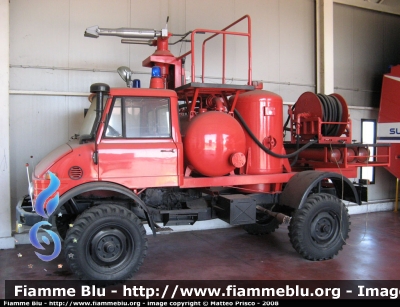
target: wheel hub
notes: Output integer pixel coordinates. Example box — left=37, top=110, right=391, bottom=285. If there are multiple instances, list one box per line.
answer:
left=104, top=241, right=116, bottom=253
left=311, top=212, right=337, bottom=244
left=91, top=228, right=128, bottom=264
left=317, top=219, right=332, bottom=234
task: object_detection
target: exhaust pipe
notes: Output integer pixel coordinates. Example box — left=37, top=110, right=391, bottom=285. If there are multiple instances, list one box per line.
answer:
left=256, top=205, right=291, bottom=224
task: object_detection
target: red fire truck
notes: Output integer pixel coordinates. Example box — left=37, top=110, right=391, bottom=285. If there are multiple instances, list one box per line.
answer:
left=16, top=15, right=393, bottom=282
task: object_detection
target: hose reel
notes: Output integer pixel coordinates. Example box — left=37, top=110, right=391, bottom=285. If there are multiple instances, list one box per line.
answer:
left=292, top=92, right=349, bottom=140
left=317, top=94, right=343, bottom=136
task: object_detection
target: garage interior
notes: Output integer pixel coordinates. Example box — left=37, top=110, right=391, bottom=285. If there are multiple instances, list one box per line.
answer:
left=1, top=0, right=400, bottom=297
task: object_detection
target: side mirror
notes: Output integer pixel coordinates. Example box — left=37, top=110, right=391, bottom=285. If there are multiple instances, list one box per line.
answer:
left=79, top=134, right=93, bottom=144
left=117, top=66, right=133, bottom=87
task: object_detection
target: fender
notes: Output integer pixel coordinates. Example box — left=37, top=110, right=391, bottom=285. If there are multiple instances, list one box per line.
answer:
left=48, top=181, right=157, bottom=235
left=279, top=170, right=361, bottom=209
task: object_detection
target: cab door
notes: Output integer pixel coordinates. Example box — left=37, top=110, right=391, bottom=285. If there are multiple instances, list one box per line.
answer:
left=97, top=96, right=178, bottom=188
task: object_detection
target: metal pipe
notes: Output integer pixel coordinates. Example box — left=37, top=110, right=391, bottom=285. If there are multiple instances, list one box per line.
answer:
left=256, top=205, right=291, bottom=224
left=9, top=64, right=317, bottom=87
left=9, top=90, right=89, bottom=97
left=121, top=39, right=155, bottom=46
left=85, top=26, right=161, bottom=39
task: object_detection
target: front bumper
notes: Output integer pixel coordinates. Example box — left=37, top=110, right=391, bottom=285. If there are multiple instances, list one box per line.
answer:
left=15, top=195, right=45, bottom=232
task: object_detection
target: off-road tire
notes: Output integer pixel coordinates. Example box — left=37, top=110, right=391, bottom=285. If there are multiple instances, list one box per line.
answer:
left=64, top=204, right=147, bottom=282
left=288, top=193, right=350, bottom=260
left=56, top=214, right=76, bottom=240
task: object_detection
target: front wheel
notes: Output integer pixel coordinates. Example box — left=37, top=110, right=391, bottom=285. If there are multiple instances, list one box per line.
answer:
left=288, top=193, right=350, bottom=261
left=64, top=204, right=147, bottom=282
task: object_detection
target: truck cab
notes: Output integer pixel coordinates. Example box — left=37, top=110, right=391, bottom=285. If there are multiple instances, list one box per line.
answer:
left=94, top=87, right=181, bottom=188
left=29, top=83, right=182, bottom=205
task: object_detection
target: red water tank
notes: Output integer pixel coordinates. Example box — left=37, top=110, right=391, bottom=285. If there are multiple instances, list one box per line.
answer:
left=183, top=111, right=246, bottom=177
left=234, top=90, right=284, bottom=175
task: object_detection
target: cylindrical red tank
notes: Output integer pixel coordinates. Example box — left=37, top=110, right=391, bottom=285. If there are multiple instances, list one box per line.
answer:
left=234, top=90, right=284, bottom=175
left=286, top=147, right=342, bottom=163
left=347, top=148, right=356, bottom=163
left=183, top=111, right=246, bottom=177
left=357, top=147, right=370, bottom=163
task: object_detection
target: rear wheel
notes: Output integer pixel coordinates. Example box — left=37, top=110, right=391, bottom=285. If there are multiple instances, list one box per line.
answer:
left=288, top=193, right=350, bottom=260
left=64, top=204, right=147, bottom=282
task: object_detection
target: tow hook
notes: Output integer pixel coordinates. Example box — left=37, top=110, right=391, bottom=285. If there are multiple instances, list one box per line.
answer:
left=256, top=205, right=291, bottom=224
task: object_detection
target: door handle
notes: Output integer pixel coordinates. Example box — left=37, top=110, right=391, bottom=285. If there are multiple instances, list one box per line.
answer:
left=161, top=149, right=175, bottom=153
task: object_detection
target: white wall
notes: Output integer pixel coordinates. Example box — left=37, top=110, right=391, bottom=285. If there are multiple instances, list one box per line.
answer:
left=0, top=0, right=14, bottom=248
left=7, top=0, right=400, bottom=231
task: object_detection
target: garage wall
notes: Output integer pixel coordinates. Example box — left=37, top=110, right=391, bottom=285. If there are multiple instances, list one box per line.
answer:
left=334, top=3, right=400, bottom=108
left=8, top=0, right=400, bottom=215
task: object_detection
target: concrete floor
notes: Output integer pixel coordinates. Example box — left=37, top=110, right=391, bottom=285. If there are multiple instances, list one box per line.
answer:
left=2, top=210, right=400, bottom=299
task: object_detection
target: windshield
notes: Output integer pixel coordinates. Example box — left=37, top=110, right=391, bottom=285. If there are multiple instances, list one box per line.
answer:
left=79, top=95, right=108, bottom=137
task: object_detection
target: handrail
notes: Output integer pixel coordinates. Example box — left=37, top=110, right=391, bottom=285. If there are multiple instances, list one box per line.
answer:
left=176, top=15, right=252, bottom=85
left=202, top=15, right=252, bottom=85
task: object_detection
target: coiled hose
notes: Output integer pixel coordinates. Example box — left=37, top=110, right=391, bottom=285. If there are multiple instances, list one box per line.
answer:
left=317, top=94, right=343, bottom=137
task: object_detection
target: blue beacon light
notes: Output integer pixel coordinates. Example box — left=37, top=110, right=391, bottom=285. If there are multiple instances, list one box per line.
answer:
left=151, top=66, right=162, bottom=78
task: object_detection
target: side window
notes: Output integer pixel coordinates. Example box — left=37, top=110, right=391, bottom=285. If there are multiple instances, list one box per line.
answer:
left=125, top=101, right=141, bottom=137
left=105, top=98, right=122, bottom=137
left=156, top=105, right=170, bottom=136
left=105, top=97, right=171, bottom=138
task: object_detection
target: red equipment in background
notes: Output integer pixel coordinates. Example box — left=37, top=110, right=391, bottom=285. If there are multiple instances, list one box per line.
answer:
left=377, top=65, right=400, bottom=179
